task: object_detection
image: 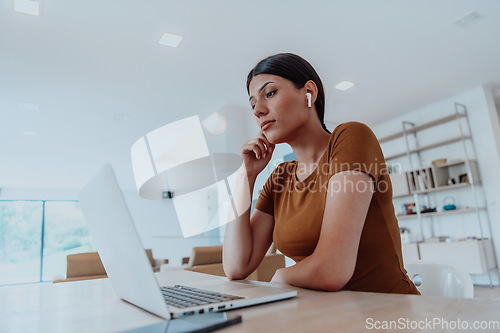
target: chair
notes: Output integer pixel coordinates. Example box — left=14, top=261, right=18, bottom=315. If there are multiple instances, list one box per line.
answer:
left=405, top=261, right=474, bottom=298
left=53, top=249, right=168, bottom=283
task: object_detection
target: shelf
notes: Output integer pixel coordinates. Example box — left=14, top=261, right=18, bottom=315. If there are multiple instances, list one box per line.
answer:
left=379, top=113, right=466, bottom=143
left=397, top=207, right=485, bottom=220
left=382, top=106, right=496, bottom=283
left=434, top=159, right=468, bottom=168
left=393, top=182, right=471, bottom=198
left=412, top=182, right=471, bottom=194
left=385, top=136, right=471, bottom=160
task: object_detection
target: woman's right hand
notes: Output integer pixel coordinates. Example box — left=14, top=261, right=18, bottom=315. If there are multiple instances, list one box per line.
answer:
left=241, top=131, right=275, bottom=179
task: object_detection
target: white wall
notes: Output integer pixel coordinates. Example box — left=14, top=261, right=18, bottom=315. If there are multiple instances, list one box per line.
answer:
left=372, top=85, right=500, bottom=285
left=0, top=188, right=79, bottom=200
left=122, top=190, right=220, bottom=267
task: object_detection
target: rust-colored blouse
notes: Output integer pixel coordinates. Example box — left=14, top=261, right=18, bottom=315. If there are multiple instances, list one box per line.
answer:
left=255, top=122, right=419, bottom=294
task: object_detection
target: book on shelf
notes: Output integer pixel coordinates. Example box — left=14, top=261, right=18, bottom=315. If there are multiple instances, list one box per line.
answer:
left=424, top=236, right=451, bottom=243
left=417, top=172, right=426, bottom=191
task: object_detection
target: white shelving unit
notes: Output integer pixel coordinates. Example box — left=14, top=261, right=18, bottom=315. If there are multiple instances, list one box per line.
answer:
left=380, top=103, right=498, bottom=285
left=397, top=207, right=486, bottom=220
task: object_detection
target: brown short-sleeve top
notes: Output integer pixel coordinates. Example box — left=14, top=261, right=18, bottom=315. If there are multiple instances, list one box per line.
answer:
left=255, top=121, right=419, bottom=294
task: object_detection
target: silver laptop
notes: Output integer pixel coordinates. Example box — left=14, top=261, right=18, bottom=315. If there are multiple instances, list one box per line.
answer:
left=78, top=163, right=297, bottom=320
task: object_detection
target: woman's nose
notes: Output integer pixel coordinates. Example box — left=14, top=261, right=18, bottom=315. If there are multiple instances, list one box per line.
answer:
left=253, top=101, right=268, bottom=118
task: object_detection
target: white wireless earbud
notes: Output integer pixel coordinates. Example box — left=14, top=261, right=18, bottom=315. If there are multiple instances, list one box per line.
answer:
left=306, top=93, right=312, bottom=108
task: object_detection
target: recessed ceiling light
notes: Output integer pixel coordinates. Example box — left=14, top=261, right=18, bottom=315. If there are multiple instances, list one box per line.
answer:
left=22, top=130, right=37, bottom=136
left=335, top=81, right=354, bottom=91
left=19, top=103, right=39, bottom=111
left=454, top=11, right=484, bottom=29
left=113, top=113, right=129, bottom=121
left=14, top=0, right=40, bottom=16
left=159, top=32, right=183, bottom=48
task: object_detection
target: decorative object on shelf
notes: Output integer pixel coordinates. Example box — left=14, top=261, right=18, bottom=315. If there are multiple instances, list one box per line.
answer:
left=425, top=236, right=451, bottom=243
left=400, top=228, right=411, bottom=244
left=458, top=173, right=469, bottom=184
left=392, top=160, right=479, bottom=198
left=404, top=203, right=416, bottom=215
left=443, top=197, right=457, bottom=211
left=458, top=236, right=479, bottom=241
left=420, top=206, right=437, bottom=214
left=399, top=203, right=408, bottom=216
left=397, top=207, right=484, bottom=220
left=403, top=160, right=479, bottom=194
left=432, top=158, right=447, bottom=166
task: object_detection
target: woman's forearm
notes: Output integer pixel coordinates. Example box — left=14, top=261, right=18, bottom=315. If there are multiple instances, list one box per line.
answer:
left=222, top=172, right=256, bottom=279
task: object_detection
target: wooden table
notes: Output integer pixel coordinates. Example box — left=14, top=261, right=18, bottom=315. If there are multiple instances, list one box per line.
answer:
left=1, top=271, right=499, bottom=332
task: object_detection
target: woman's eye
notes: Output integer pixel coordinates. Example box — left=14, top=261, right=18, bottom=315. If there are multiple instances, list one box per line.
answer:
left=265, top=90, right=277, bottom=98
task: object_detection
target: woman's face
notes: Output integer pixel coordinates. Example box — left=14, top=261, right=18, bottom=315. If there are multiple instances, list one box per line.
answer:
left=248, top=74, right=309, bottom=144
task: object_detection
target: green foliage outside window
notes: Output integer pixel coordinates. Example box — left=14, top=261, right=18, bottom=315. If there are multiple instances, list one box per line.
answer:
left=0, top=201, right=94, bottom=285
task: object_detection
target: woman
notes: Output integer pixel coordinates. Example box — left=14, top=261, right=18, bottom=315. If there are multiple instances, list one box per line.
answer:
left=223, top=53, right=419, bottom=294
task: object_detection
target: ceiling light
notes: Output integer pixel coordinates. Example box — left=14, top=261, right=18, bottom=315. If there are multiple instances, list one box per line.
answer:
left=454, top=11, right=484, bottom=29
left=22, top=130, right=37, bottom=136
left=19, top=103, right=39, bottom=111
left=202, top=112, right=227, bottom=135
left=14, top=0, right=40, bottom=16
left=159, top=32, right=183, bottom=48
left=335, top=81, right=354, bottom=91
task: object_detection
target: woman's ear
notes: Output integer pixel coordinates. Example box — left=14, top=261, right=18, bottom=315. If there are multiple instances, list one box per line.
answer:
left=303, top=80, right=318, bottom=104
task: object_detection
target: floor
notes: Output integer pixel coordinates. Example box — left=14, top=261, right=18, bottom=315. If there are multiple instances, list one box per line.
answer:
left=474, top=285, right=500, bottom=299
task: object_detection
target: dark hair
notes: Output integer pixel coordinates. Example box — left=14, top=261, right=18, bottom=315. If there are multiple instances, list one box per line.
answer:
left=246, top=53, right=329, bottom=133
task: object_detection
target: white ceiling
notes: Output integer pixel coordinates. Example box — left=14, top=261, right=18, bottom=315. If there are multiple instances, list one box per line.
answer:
left=1, top=0, right=500, bottom=191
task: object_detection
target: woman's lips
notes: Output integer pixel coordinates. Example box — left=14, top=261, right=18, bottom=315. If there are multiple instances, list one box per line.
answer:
left=261, top=121, right=275, bottom=131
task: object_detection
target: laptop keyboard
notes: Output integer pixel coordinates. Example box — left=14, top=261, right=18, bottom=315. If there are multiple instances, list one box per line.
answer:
left=160, top=285, right=244, bottom=309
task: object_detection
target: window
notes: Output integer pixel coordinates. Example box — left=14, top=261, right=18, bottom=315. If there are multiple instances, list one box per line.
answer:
left=0, top=201, right=42, bottom=284
left=42, top=201, right=94, bottom=281
left=0, top=200, right=94, bottom=285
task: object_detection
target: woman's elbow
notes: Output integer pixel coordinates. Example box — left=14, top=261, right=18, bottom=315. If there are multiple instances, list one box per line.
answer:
left=223, top=263, right=250, bottom=281
left=317, top=278, right=347, bottom=292
left=225, top=270, right=246, bottom=281
left=314, top=266, right=352, bottom=292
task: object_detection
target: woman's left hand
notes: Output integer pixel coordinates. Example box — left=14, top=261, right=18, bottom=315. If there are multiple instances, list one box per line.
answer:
left=270, top=268, right=286, bottom=284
